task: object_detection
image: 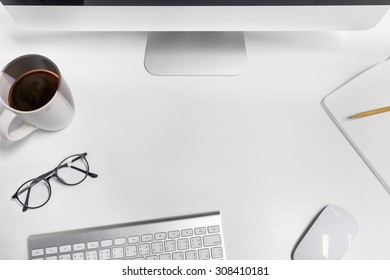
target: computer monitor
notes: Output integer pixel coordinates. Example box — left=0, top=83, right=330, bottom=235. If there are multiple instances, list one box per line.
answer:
left=1, top=1, right=389, bottom=75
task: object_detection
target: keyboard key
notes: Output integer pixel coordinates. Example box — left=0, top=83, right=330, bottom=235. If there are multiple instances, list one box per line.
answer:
left=190, top=236, right=202, bottom=249
left=159, top=253, right=171, bottom=260
left=31, top=249, right=44, bottom=257
left=185, top=250, right=197, bottom=260
left=194, top=227, right=207, bottom=235
left=45, top=247, right=58, bottom=255
left=181, top=229, right=193, bottom=237
left=114, top=238, right=126, bottom=246
left=198, top=248, right=210, bottom=260
left=155, top=232, right=167, bottom=240
left=113, top=247, right=124, bottom=259
left=203, top=234, right=221, bottom=247
left=146, top=255, right=158, bottom=260
left=101, top=240, right=113, bottom=247
left=139, top=244, right=150, bottom=255
left=87, top=241, right=99, bottom=249
left=59, top=245, right=72, bottom=253
left=208, top=225, right=220, bottom=233
left=86, top=251, right=98, bottom=260
left=151, top=242, right=163, bottom=254
left=59, top=254, right=71, bottom=260
left=164, top=240, right=176, bottom=252
left=172, top=252, right=184, bottom=260
left=46, top=256, right=57, bottom=260
left=126, top=245, right=137, bottom=257
left=134, top=257, right=145, bottom=260
left=211, top=247, right=224, bottom=259
left=73, top=243, right=85, bottom=251
left=72, top=252, right=84, bottom=260
left=141, top=234, right=153, bottom=242
left=128, top=236, right=140, bottom=244
left=168, top=230, right=180, bottom=239
left=99, top=249, right=111, bottom=260
left=177, top=238, right=189, bottom=250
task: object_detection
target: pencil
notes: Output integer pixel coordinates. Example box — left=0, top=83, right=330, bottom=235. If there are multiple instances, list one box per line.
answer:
left=349, top=106, right=390, bottom=119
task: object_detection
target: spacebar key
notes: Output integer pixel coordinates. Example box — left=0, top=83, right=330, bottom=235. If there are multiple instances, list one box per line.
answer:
left=203, top=234, right=221, bottom=247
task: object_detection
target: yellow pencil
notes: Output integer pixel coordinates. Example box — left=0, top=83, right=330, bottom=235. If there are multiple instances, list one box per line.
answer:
left=349, top=106, right=390, bottom=119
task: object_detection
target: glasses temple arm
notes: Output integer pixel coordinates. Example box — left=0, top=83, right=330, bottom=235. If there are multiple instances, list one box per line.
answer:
left=71, top=155, right=85, bottom=163
left=71, top=165, right=98, bottom=178
left=22, top=187, right=31, bottom=212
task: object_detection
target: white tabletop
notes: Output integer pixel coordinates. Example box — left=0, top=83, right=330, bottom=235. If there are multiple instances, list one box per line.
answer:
left=1, top=4, right=390, bottom=260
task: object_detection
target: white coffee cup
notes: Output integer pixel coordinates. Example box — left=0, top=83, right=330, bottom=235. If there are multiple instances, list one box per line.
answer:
left=0, top=54, right=75, bottom=142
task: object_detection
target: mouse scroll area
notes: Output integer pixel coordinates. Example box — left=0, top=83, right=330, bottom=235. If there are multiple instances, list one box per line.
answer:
left=292, top=204, right=359, bottom=260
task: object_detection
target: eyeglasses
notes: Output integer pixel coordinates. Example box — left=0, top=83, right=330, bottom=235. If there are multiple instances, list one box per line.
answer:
left=11, top=153, right=98, bottom=212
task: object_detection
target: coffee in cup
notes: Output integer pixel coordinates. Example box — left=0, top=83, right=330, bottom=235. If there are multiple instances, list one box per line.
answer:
left=8, top=69, right=59, bottom=112
left=0, top=54, right=75, bottom=142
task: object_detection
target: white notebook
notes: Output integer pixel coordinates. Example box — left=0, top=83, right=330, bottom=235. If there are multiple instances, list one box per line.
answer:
left=322, top=59, right=390, bottom=194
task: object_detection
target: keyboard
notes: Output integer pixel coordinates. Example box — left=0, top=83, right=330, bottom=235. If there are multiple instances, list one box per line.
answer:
left=28, top=211, right=225, bottom=260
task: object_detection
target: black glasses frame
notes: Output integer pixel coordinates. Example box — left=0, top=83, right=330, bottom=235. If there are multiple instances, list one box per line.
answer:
left=11, top=153, right=98, bottom=212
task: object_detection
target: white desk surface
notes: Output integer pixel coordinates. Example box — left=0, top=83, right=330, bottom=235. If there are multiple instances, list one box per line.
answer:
left=1, top=5, right=390, bottom=260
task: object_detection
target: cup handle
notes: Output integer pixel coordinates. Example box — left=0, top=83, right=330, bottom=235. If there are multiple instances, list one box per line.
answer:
left=0, top=109, right=37, bottom=141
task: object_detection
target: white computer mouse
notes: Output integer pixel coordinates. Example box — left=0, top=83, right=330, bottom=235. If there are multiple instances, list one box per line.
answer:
left=292, top=204, right=359, bottom=260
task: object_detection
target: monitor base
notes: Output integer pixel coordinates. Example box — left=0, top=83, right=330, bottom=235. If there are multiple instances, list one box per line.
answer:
left=144, top=32, right=247, bottom=76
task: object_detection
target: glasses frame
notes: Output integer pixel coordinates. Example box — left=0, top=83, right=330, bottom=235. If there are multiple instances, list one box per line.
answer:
left=11, top=153, right=98, bottom=212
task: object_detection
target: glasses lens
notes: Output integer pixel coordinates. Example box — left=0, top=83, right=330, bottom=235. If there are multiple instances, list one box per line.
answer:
left=17, top=179, right=50, bottom=209
left=56, top=155, right=89, bottom=185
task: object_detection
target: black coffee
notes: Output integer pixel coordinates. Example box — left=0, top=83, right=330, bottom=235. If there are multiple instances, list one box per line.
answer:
left=9, top=70, right=59, bottom=111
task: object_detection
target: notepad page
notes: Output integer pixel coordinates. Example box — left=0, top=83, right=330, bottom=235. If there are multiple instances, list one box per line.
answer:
left=322, top=60, right=390, bottom=193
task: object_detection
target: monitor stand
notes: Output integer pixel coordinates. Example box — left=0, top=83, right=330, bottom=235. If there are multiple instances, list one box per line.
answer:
left=144, top=32, right=247, bottom=76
